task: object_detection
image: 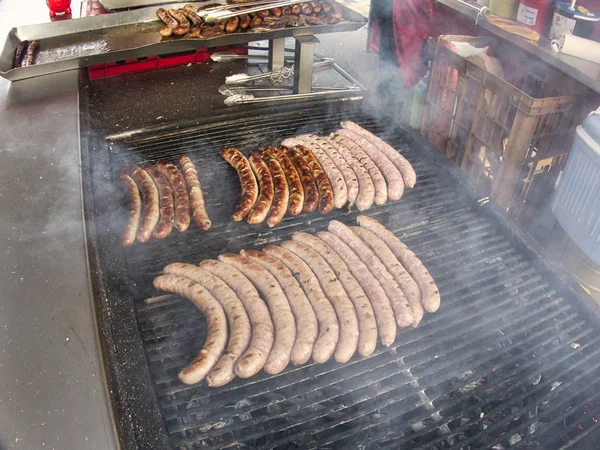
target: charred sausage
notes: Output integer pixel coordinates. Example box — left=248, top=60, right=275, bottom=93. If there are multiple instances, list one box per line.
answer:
left=271, top=7, right=282, bottom=17
left=286, top=146, right=318, bottom=213
left=23, top=40, right=39, bottom=67
left=153, top=274, right=227, bottom=385
left=180, top=7, right=203, bottom=26
left=341, top=121, right=417, bottom=188
left=268, top=146, right=304, bottom=216
left=357, top=215, right=440, bottom=312
left=221, top=147, right=259, bottom=221
left=257, top=9, right=270, bottom=18
left=121, top=164, right=159, bottom=243
left=119, top=174, right=141, bottom=247
left=294, top=145, right=335, bottom=214
left=291, top=4, right=302, bottom=14
left=142, top=164, right=174, bottom=240
left=262, top=151, right=289, bottom=227
left=179, top=156, right=211, bottom=231
left=241, top=249, right=318, bottom=365
left=13, top=41, right=27, bottom=68
left=157, top=8, right=178, bottom=37
left=162, top=263, right=251, bottom=387
left=248, top=150, right=274, bottom=225
left=156, top=160, right=190, bottom=232
left=263, top=245, right=339, bottom=363
left=218, top=254, right=296, bottom=374
left=200, top=260, right=274, bottom=378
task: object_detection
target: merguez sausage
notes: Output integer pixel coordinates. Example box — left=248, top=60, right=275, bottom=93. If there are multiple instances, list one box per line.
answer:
left=286, top=146, right=318, bottom=213
left=179, top=156, right=211, bottom=231
left=156, top=160, right=190, bottom=232
left=263, top=245, right=339, bottom=363
left=218, top=254, right=296, bottom=375
left=331, top=132, right=387, bottom=205
left=200, top=260, right=273, bottom=378
left=351, top=226, right=424, bottom=327
left=121, top=164, right=159, bottom=243
left=262, top=151, right=289, bottom=228
left=328, top=220, right=414, bottom=327
left=292, top=232, right=378, bottom=357
left=162, top=263, right=251, bottom=387
left=153, top=274, right=227, bottom=385
left=221, top=147, right=259, bottom=222
left=337, top=129, right=404, bottom=201
left=340, top=121, right=417, bottom=188
left=295, top=145, right=335, bottom=214
left=280, top=240, right=358, bottom=363
left=317, top=231, right=396, bottom=346
left=327, top=135, right=374, bottom=211
left=357, top=215, right=440, bottom=312
left=267, top=146, right=304, bottom=216
left=143, top=164, right=174, bottom=239
left=241, top=249, right=318, bottom=365
left=119, top=174, right=141, bottom=247
left=282, top=137, right=347, bottom=209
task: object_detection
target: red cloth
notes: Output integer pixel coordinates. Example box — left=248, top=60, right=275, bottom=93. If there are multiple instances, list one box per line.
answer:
left=368, top=0, right=434, bottom=88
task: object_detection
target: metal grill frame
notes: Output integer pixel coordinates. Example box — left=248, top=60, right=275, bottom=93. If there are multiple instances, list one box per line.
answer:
left=79, top=94, right=600, bottom=450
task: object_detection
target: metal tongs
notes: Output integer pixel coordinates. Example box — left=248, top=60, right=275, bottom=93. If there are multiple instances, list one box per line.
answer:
left=224, top=59, right=334, bottom=85
left=203, top=0, right=305, bottom=23
left=224, top=88, right=362, bottom=106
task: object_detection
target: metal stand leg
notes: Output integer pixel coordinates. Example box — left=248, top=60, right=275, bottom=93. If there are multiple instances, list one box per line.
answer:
left=293, top=35, right=319, bottom=94
left=268, top=38, right=285, bottom=72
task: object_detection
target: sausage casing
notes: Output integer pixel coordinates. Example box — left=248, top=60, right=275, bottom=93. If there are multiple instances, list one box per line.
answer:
left=179, top=156, right=211, bottom=231
left=24, top=40, right=39, bottom=67
left=248, top=150, right=274, bottom=225
left=221, top=147, right=258, bottom=221
left=156, top=160, right=190, bottom=232
left=225, top=16, right=240, bottom=33
left=268, top=146, right=304, bottom=216
left=286, top=146, right=319, bottom=213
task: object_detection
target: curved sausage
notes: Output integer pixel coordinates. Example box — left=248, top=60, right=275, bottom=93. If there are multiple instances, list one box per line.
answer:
left=280, top=240, right=358, bottom=363
left=257, top=9, right=270, bottom=18
left=225, top=16, right=240, bottom=33
left=121, top=164, right=159, bottom=243
left=153, top=274, right=227, bottom=385
left=261, top=151, right=289, bottom=227
left=286, top=146, right=318, bottom=213
left=336, top=129, right=404, bottom=201
left=180, top=7, right=203, bottom=26
left=282, top=136, right=347, bottom=209
left=241, top=249, right=318, bottom=365
left=327, top=135, right=374, bottom=211
left=119, top=174, right=141, bottom=247
left=301, top=3, right=313, bottom=14
left=341, top=121, right=417, bottom=188
left=249, top=15, right=263, bottom=27
left=317, top=231, right=396, bottom=346
left=357, top=215, right=440, bottom=313
left=307, top=135, right=359, bottom=207
left=351, top=226, right=423, bottom=327
left=291, top=4, right=302, bottom=14
left=200, top=260, right=274, bottom=378
left=331, top=132, right=387, bottom=206
left=13, top=41, right=27, bottom=68
left=168, top=9, right=190, bottom=36
left=263, top=245, right=339, bottom=363
left=143, top=164, right=174, bottom=239
left=291, top=232, right=378, bottom=356
left=157, top=7, right=177, bottom=37
left=294, top=145, right=335, bottom=214
left=162, top=263, right=251, bottom=387
left=239, top=14, right=251, bottom=30
left=221, top=147, right=259, bottom=222
left=218, top=254, right=295, bottom=374
left=23, top=40, right=39, bottom=67
left=271, top=7, right=282, bottom=16
left=179, top=156, right=211, bottom=231
left=156, top=160, right=190, bottom=232
left=268, top=146, right=304, bottom=216
left=328, top=221, right=413, bottom=327
left=248, top=150, right=274, bottom=225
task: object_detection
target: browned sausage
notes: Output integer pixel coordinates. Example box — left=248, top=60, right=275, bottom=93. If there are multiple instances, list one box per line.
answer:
left=268, top=146, right=304, bottom=216
left=153, top=274, right=227, bottom=385
left=157, top=8, right=177, bottom=37
left=262, top=151, right=289, bottom=227
left=179, top=156, right=211, bottom=231
left=241, top=249, right=318, bottom=365
left=257, top=9, right=270, bottom=18
left=156, top=160, right=190, bottom=232
left=312, top=2, right=323, bottom=13
left=119, top=174, right=141, bottom=247
left=248, top=150, right=274, bottom=225
left=218, top=253, right=296, bottom=375
left=357, top=215, right=440, bottom=313
left=143, top=164, right=174, bottom=239
left=282, top=6, right=292, bottom=14
left=286, top=146, right=318, bottom=213
left=328, top=220, right=414, bottom=327
left=291, top=4, right=302, bottom=14
left=249, top=15, right=263, bottom=27
left=301, top=3, right=313, bottom=14
left=200, top=260, right=274, bottom=378
left=162, top=263, right=251, bottom=387
left=271, top=7, right=282, bottom=17
left=23, top=40, right=39, bottom=67
left=13, top=41, right=27, bottom=68
left=220, top=147, right=258, bottom=221
left=180, top=7, right=203, bottom=26
left=169, top=9, right=190, bottom=36
left=295, top=145, right=334, bottom=214
left=121, top=164, right=159, bottom=243
left=225, top=16, right=240, bottom=33
left=239, top=14, right=251, bottom=30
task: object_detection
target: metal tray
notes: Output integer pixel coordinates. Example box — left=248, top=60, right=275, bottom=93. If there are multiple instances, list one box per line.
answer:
left=0, top=1, right=366, bottom=82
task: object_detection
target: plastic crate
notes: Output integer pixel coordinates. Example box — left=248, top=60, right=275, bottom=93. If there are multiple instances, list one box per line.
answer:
left=421, top=43, right=581, bottom=216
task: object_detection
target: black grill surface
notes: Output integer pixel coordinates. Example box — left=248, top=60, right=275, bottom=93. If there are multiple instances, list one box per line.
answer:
left=81, top=101, right=600, bottom=450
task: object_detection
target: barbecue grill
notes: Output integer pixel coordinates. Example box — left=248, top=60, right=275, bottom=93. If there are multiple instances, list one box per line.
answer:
left=79, top=82, right=600, bottom=449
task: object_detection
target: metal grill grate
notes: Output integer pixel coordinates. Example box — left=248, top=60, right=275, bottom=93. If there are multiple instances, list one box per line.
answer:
left=83, top=102, right=600, bottom=449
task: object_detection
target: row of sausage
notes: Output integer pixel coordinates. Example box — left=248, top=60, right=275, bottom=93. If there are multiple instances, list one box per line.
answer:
left=221, top=121, right=417, bottom=227
left=153, top=216, right=440, bottom=387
